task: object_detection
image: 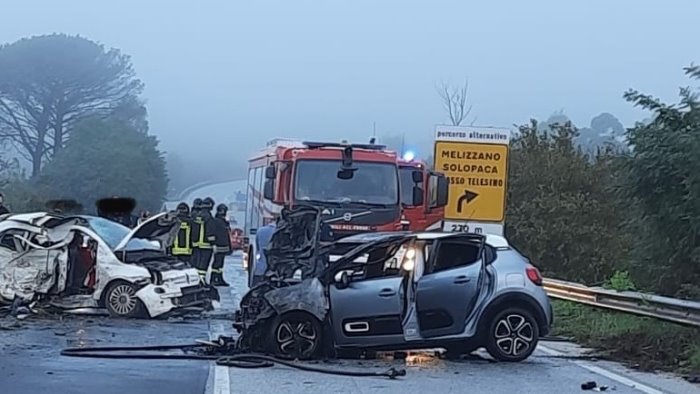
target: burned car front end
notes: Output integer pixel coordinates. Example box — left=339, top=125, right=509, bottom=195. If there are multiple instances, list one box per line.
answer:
left=233, top=206, right=411, bottom=358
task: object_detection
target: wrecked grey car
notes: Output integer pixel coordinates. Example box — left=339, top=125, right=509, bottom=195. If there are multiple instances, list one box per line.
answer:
left=234, top=206, right=553, bottom=362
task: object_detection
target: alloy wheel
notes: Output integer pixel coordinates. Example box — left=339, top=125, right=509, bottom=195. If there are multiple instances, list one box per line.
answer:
left=493, top=313, right=534, bottom=357
left=108, top=284, right=138, bottom=315
left=275, top=317, right=319, bottom=358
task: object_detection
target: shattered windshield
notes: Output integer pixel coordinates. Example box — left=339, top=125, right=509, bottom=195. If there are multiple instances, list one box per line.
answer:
left=83, top=216, right=159, bottom=251
left=294, top=160, right=398, bottom=206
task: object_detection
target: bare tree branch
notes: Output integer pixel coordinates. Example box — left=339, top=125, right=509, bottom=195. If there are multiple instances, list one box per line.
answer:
left=436, top=79, right=474, bottom=126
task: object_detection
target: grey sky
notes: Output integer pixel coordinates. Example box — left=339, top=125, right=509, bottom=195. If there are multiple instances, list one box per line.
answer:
left=2, top=0, right=698, bottom=162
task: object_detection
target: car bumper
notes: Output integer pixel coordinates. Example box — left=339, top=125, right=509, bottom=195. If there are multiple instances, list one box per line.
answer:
left=135, top=283, right=215, bottom=317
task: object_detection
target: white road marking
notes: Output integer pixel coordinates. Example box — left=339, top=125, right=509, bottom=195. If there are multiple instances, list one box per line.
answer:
left=538, top=345, right=665, bottom=394
left=208, top=321, right=231, bottom=394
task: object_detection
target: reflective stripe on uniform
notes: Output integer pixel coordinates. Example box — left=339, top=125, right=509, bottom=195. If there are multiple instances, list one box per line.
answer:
left=192, top=217, right=212, bottom=248
left=172, top=222, right=192, bottom=255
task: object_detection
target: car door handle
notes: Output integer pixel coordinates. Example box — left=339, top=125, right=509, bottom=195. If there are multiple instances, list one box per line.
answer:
left=453, top=276, right=471, bottom=284
left=378, top=288, right=397, bottom=297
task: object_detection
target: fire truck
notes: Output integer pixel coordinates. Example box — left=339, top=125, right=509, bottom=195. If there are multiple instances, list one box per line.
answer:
left=398, top=157, right=446, bottom=231
left=242, top=138, right=448, bottom=280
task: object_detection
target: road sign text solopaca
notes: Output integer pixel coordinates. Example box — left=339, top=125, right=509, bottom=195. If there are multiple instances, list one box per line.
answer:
left=434, top=126, right=510, bottom=222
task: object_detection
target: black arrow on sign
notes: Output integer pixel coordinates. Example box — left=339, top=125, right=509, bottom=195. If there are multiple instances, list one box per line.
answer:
left=457, top=189, right=479, bottom=213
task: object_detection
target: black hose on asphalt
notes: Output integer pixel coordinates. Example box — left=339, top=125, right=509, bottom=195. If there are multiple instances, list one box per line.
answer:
left=60, top=344, right=406, bottom=379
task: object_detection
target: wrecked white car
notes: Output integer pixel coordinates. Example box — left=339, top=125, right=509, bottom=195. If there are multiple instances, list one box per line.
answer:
left=0, top=211, right=218, bottom=318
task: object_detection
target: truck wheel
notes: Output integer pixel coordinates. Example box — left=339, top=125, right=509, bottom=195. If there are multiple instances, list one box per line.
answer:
left=104, top=281, right=147, bottom=318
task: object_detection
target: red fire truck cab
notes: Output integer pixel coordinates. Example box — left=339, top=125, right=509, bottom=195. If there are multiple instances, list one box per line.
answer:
left=399, top=158, right=448, bottom=232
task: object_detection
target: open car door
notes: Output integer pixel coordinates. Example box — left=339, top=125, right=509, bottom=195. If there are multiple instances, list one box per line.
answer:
left=410, top=234, right=486, bottom=339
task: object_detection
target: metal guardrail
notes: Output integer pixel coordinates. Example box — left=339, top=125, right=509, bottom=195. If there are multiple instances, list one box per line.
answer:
left=543, top=278, right=700, bottom=328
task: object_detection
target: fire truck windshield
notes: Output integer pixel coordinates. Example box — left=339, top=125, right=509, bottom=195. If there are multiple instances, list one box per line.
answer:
left=294, top=160, right=398, bottom=206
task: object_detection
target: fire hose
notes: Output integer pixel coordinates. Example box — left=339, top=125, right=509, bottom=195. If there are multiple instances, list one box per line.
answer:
left=60, top=341, right=407, bottom=379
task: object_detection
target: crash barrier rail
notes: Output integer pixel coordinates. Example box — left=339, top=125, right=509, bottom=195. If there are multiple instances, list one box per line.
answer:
left=542, top=278, right=700, bottom=328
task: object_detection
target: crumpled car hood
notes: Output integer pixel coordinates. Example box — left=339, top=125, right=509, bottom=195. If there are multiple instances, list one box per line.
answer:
left=114, top=212, right=180, bottom=252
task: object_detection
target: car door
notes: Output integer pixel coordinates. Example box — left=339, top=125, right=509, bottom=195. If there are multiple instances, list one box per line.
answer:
left=328, top=249, right=407, bottom=347
left=0, top=230, right=52, bottom=299
left=415, top=236, right=484, bottom=338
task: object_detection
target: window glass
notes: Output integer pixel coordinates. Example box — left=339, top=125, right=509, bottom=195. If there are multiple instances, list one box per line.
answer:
left=433, top=241, right=481, bottom=272
left=399, top=167, right=420, bottom=206
left=428, top=174, right=438, bottom=206
left=294, top=160, right=398, bottom=206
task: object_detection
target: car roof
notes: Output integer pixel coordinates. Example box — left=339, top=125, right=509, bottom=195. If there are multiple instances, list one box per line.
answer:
left=336, top=231, right=510, bottom=248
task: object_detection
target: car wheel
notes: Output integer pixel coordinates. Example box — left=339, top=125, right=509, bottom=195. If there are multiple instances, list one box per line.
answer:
left=484, top=307, right=539, bottom=362
left=268, top=312, right=323, bottom=360
left=104, top=281, right=147, bottom=318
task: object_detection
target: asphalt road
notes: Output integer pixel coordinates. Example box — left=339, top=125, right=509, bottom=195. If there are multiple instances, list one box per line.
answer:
left=1, top=255, right=698, bottom=394
left=0, top=314, right=211, bottom=394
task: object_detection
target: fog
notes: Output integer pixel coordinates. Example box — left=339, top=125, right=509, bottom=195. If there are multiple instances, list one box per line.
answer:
left=2, top=0, right=698, bottom=188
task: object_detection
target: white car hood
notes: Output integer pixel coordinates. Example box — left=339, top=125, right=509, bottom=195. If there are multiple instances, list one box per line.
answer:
left=113, top=212, right=180, bottom=251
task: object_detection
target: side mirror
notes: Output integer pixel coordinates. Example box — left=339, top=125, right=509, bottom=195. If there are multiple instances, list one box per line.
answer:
left=334, top=270, right=350, bottom=289
left=263, top=179, right=275, bottom=200
left=436, top=175, right=449, bottom=207
left=412, top=186, right=424, bottom=206
left=412, top=169, right=422, bottom=183
left=265, top=165, right=276, bottom=179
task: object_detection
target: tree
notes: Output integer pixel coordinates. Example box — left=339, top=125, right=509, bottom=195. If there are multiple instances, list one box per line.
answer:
left=0, top=142, right=18, bottom=190
left=505, top=120, right=631, bottom=284
left=0, top=34, right=143, bottom=176
left=620, top=65, right=700, bottom=296
left=437, top=80, right=474, bottom=126
left=37, top=117, right=168, bottom=212
left=577, top=113, right=628, bottom=154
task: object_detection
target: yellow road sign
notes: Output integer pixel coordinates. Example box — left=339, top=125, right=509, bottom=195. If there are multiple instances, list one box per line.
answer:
left=434, top=141, right=509, bottom=222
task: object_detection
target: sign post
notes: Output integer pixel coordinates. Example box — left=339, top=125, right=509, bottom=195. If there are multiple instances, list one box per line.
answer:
left=433, top=125, right=511, bottom=236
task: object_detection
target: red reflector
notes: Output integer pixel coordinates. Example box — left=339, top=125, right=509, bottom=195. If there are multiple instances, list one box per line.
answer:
left=526, top=265, right=543, bottom=286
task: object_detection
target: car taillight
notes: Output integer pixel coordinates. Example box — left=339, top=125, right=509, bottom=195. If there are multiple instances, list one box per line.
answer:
left=526, top=265, right=543, bottom=286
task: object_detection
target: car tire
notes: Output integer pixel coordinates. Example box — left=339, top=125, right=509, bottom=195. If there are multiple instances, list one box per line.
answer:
left=484, top=307, right=539, bottom=362
left=104, top=281, right=147, bottom=318
left=267, top=311, right=323, bottom=360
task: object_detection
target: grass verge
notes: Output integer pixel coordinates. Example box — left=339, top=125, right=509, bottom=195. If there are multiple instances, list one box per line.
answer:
left=552, top=300, right=700, bottom=374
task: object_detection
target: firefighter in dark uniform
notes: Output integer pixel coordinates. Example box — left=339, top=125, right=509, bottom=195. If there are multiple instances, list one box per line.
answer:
left=211, top=204, right=232, bottom=287
left=170, top=202, right=193, bottom=263
left=191, top=198, right=202, bottom=218
left=191, top=197, right=216, bottom=282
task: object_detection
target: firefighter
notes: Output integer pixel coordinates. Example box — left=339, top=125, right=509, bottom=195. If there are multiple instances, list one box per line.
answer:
left=170, top=202, right=193, bottom=263
left=191, top=197, right=216, bottom=282
left=211, top=203, right=232, bottom=286
left=191, top=198, right=203, bottom=217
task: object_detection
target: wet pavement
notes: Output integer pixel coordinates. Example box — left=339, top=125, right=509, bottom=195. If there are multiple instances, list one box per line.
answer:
left=1, top=255, right=698, bottom=394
